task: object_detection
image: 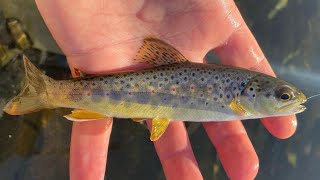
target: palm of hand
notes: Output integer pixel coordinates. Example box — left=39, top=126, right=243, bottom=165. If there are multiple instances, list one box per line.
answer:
left=36, top=0, right=297, bottom=180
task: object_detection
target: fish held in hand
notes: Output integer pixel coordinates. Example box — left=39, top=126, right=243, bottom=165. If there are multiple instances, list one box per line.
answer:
left=3, top=37, right=307, bottom=141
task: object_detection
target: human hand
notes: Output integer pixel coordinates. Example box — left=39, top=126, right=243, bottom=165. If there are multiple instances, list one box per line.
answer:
left=35, top=0, right=297, bottom=179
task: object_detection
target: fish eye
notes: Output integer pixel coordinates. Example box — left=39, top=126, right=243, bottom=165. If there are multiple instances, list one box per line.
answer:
left=276, top=86, right=294, bottom=102
left=280, top=93, right=291, bottom=101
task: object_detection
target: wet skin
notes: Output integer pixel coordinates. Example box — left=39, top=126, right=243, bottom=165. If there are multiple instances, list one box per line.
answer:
left=35, top=0, right=298, bottom=180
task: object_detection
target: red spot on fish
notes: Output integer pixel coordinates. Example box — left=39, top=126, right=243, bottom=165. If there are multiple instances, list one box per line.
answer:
left=208, top=86, right=213, bottom=90
left=87, top=92, right=91, bottom=96
left=171, top=88, right=176, bottom=92
left=151, top=90, right=156, bottom=94
left=128, top=92, right=132, bottom=96
left=191, top=86, right=195, bottom=90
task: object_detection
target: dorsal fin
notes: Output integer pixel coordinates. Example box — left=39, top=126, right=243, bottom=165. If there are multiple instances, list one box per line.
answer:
left=133, top=36, right=188, bottom=67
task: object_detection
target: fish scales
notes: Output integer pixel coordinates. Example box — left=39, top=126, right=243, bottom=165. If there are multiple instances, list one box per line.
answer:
left=46, top=62, right=259, bottom=121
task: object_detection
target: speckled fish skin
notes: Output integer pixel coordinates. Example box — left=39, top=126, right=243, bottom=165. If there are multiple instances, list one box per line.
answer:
left=3, top=37, right=307, bottom=124
left=46, top=61, right=305, bottom=122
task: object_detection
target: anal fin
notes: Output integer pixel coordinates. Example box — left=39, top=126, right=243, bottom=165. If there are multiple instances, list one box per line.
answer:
left=150, top=117, right=170, bottom=141
left=132, top=118, right=147, bottom=122
left=64, top=109, right=108, bottom=122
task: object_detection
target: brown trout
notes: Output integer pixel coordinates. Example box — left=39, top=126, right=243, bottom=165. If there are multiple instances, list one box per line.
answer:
left=3, top=37, right=307, bottom=141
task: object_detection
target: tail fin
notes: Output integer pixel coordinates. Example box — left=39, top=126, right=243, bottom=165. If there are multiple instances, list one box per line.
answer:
left=3, top=55, right=53, bottom=115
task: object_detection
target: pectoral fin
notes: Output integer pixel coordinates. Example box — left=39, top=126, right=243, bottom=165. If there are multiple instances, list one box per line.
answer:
left=150, top=118, right=170, bottom=141
left=133, top=36, right=188, bottom=67
left=64, top=110, right=108, bottom=121
left=229, top=99, right=249, bottom=116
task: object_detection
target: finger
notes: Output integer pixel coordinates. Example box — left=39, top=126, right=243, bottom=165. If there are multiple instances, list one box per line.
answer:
left=212, top=0, right=296, bottom=139
left=261, top=115, right=297, bottom=139
left=70, top=119, right=113, bottom=180
left=203, top=121, right=259, bottom=180
left=68, top=56, right=115, bottom=180
left=147, top=121, right=203, bottom=180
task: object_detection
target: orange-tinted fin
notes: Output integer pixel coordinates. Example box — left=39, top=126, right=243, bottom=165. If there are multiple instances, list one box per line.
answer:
left=150, top=117, right=170, bottom=141
left=74, top=68, right=88, bottom=77
left=229, top=99, right=249, bottom=116
left=132, top=118, right=147, bottom=122
left=133, top=36, right=188, bottom=67
left=64, top=110, right=108, bottom=121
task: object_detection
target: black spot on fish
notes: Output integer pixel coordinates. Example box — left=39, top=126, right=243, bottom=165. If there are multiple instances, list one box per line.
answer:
left=160, top=93, right=172, bottom=104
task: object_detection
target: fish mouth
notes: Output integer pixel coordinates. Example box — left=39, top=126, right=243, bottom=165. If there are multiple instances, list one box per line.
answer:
left=279, top=92, right=307, bottom=114
left=292, top=104, right=306, bottom=113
